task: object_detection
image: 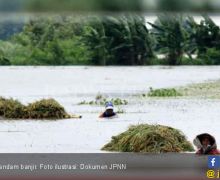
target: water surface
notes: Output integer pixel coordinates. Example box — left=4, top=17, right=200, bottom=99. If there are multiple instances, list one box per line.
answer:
left=0, top=66, right=219, bottom=153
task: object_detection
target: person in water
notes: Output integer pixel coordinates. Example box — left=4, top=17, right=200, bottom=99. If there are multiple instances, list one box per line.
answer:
left=193, top=133, right=220, bottom=155
left=99, top=102, right=117, bottom=118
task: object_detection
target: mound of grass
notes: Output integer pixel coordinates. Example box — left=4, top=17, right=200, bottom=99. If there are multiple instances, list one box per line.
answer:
left=102, top=124, right=194, bottom=153
left=0, top=98, right=27, bottom=119
left=0, top=97, right=6, bottom=116
left=78, top=94, right=128, bottom=106
left=0, top=97, right=72, bottom=119
left=148, top=87, right=182, bottom=97
left=3, top=99, right=27, bottom=119
left=27, top=99, right=71, bottom=119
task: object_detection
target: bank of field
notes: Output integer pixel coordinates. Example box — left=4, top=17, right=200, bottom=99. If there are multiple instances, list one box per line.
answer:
left=147, top=80, right=220, bottom=99
left=178, top=80, right=220, bottom=99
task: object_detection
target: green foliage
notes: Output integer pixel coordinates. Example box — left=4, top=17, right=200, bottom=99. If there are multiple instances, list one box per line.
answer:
left=148, top=14, right=220, bottom=65
left=0, top=14, right=220, bottom=66
left=59, top=39, right=91, bottom=65
left=201, top=48, right=220, bottom=65
left=186, top=15, right=220, bottom=56
left=3, top=16, right=92, bottom=65
left=102, top=124, right=194, bottom=153
left=82, top=15, right=154, bottom=65
left=148, top=14, right=187, bottom=65
left=148, top=87, right=182, bottom=97
left=0, top=57, right=10, bottom=65
left=78, top=94, right=128, bottom=106
left=181, top=57, right=205, bottom=65
left=0, top=42, right=11, bottom=65
left=0, top=97, right=71, bottom=119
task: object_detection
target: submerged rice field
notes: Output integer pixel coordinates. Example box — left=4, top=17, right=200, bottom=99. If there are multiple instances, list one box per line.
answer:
left=0, top=66, right=220, bottom=153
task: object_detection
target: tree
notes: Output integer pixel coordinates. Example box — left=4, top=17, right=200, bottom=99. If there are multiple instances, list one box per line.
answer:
left=84, top=14, right=154, bottom=65
left=83, top=16, right=111, bottom=65
left=104, top=15, right=154, bottom=65
left=148, top=14, right=187, bottom=65
left=186, top=15, right=220, bottom=56
left=0, top=48, right=10, bottom=65
left=11, top=16, right=91, bottom=65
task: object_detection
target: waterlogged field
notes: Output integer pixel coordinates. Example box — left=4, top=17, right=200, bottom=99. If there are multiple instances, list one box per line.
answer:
left=0, top=66, right=220, bottom=153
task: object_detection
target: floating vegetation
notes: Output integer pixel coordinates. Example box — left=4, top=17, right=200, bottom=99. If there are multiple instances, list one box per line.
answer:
left=147, top=87, right=182, bottom=97
left=78, top=94, right=128, bottom=106
left=102, top=124, right=194, bottom=153
left=0, top=97, right=73, bottom=119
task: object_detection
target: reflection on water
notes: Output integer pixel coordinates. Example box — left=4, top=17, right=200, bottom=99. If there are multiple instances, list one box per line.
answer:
left=0, top=66, right=220, bottom=153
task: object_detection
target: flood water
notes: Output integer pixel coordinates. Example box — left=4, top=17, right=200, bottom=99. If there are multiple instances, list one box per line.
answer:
left=0, top=66, right=220, bottom=153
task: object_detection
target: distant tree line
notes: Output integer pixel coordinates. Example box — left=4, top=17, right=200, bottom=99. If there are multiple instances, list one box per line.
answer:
left=0, top=14, right=220, bottom=66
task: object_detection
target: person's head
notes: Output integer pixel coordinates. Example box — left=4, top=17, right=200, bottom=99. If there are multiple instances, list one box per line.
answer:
left=194, top=133, right=217, bottom=152
left=201, top=136, right=211, bottom=148
left=105, top=102, right=114, bottom=115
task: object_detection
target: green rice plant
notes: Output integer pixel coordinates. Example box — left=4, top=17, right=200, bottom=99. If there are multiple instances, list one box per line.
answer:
left=102, top=124, right=194, bottom=153
left=148, top=87, right=182, bottom=97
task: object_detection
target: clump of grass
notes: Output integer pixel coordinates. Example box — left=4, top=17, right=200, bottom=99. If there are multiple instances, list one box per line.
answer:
left=26, top=99, right=71, bottom=119
left=0, top=97, right=6, bottom=116
left=78, top=94, right=128, bottom=106
left=0, top=97, right=72, bottom=119
left=147, top=87, right=182, bottom=97
left=102, top=124, right=194, bottom=153
left=0, top=98, right=27, bottom=119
